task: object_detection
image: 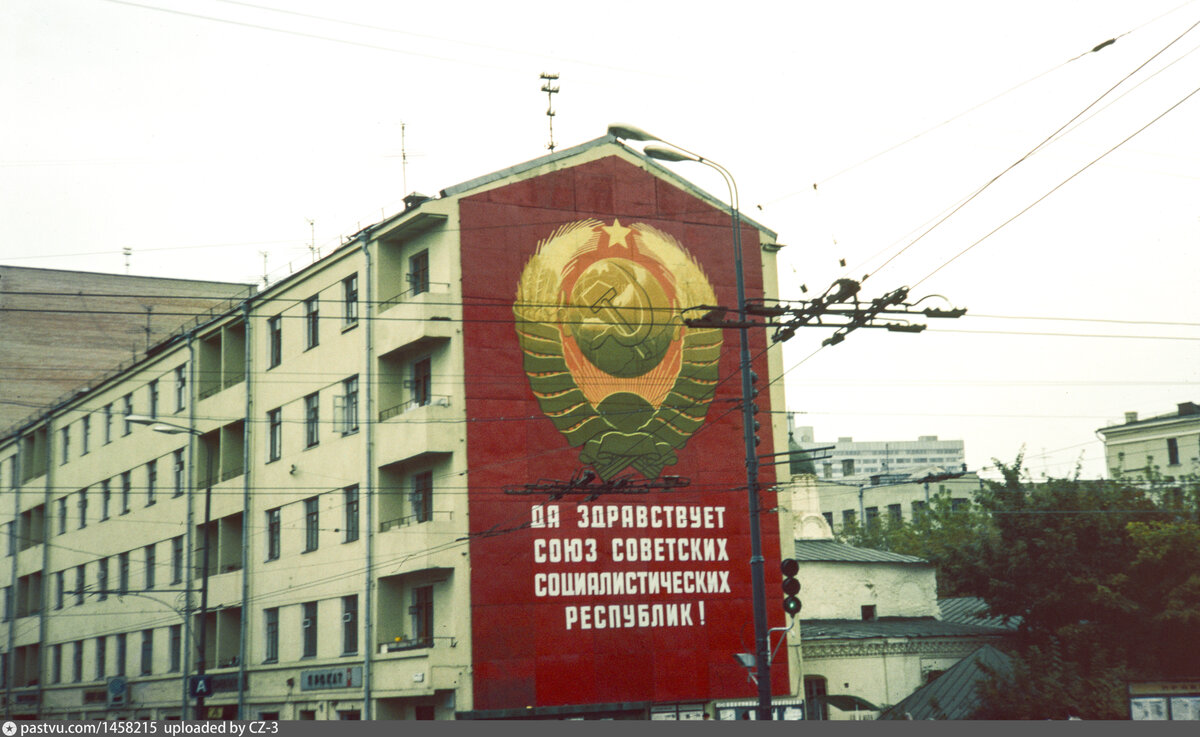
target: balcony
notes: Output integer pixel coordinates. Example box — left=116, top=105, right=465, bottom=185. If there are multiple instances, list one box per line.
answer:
left=375, top=400, right=457, bottom=467
left=375, top=285, right=454, bottom=358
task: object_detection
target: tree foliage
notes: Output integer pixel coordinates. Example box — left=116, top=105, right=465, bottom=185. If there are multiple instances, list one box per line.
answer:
left=964, top=462, right=1200, bottom=718
left=837, top=490, right=997, bottom=597
left=839, top=459, right=1200, bottom=718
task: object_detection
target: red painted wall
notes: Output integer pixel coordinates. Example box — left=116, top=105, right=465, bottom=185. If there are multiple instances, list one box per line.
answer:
left=460, top=154, right=788, bottom=711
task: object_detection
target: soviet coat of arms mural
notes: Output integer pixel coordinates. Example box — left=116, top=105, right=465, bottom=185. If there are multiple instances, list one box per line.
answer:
left=514, top=219, right=722, bottom=480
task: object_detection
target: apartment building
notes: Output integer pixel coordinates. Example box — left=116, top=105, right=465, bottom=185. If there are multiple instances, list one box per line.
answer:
left=0, top=265, right=253, bottom=432
left=1, top=134, right=795, bottom=720
left=790, top=422, right=964, bottom=480
left=1098, top=401, right=1200, bottom=481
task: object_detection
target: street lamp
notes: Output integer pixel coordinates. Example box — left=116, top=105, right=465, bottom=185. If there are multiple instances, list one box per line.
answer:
left=127, top=415, right=212, bottom=720
left=607, top=124, right=775, bottom=720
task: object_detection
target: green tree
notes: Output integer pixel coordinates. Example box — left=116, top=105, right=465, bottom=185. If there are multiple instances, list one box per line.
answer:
left=840, top=460, right=1200, bottom=718
left=837, top=490, right=997, bottom=597
left=962, top=462, right=1200, bottom=718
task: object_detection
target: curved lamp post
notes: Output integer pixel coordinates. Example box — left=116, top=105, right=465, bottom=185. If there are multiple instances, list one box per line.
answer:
left=127, top=415, right=212, bottom=720
left=607, top=124, right=774, bottom=720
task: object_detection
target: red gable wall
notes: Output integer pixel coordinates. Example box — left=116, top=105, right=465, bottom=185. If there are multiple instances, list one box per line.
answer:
left=459, top=154, right=787, bottom=710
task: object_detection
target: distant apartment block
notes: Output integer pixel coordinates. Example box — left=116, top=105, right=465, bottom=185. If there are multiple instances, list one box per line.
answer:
left=789, top=420, right=965, bottom=481
left=0, top=266, right=253, bottom=433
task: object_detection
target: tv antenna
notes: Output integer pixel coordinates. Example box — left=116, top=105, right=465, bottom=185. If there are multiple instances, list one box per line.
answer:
left=540, top=73, right=559, bottom=152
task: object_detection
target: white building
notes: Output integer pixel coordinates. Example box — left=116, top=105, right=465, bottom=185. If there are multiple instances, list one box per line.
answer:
left=1, top=135, right=796, bottom=720
left=1097, top=401, right=1200, bottom=482
left=789, top=421, right=964, bottom=481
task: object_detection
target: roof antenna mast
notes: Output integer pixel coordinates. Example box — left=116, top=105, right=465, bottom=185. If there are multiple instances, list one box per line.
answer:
left=400, top=121, right=409, bottom=195
left=540, top=73, right=559, bottom=152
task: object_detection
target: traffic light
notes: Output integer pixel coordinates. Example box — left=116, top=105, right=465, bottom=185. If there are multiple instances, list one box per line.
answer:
left=781, top=558, right=801, bottom=616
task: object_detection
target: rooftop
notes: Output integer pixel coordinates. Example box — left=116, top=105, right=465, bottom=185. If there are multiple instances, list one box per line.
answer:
left=801, top=617, right=1013, bottom=642
left=793, top=539, right=928, bottom=565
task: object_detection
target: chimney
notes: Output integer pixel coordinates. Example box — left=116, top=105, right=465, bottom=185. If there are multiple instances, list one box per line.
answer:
left=1124, top=412, right=1138, bottom=424
left=1178, top=402, right=1200, bottom=416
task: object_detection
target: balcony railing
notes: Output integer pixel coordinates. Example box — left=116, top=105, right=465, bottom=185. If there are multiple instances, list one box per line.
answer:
left=378, top=510, right=452, bottom=532
left=377, top=281, right=451, bottom=314
left=378, top=395, right=451, bottom=422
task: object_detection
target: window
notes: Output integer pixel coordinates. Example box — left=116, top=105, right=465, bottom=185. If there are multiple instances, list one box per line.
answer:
left=171, top=536, right=183, bottom=585
left=81, top=415, right=90, bottom=455
left=72, top=641, right=83, bottom=683
left=55, top=570, right=64, bottom=610
left=267, top=315, right=282, bottom=368
left=60, top=426, right=70, bottom=465
left=267, top=408, right=282, bottom=462
left=52, top=643, right=62, bottom=684
left=841, top=509, right=856, bottom=528
left=95, top=636, right=107, bottom=680
left=173, top=449, right=185, bottom=497
left=175, top=364, right=187, bottom=412
left=97, top=557, right=109, bottom=600
left=4, top=523, right=12, bottom=557
left=862, top=604, right=876, bottom=621
left=77, top=487, right=88, bottom=528
left=104, top=404, right=113, bottom=445
left=2, top=587, right=10, bottom=621
left=304, top=392, right=320, bottom=447
left=304, top=295, right=319, bottom=350
left=145, top=544, right=156, bottom=590
left=169, top=625, right=181, bottom=672
left=343, top=485, right=359, bottom=543
left=412, top=471, right=433, bottom=523
left=410, top=586, right=434, bottom=646
left=412, top=357, right=432, bottom=408
left=264, top=607, right=279, bottom=663
left=409, top=249, right=429, bottom=295
left=888, top=503, right=902, bottom=521
left=100, top=480, right=111, bottom=520
left=912, top=500, right=926, bottom=519
left=57, top=497, right=67, bottom=535
left=1168, top=437, right=1180, bottom=466
left=148, top=379, right=159, bottom=419
left=115, top=633, right=126, bottom=676
left=342, top=595, right=358, bottom=655
left=146, top=459, right=157, bottom=506
left=75, top=565, right=85, bottom=606
left=118, top=552, right=130, bottom=595
left=337, top=376, right=359, bottom=435
left=841, top=459, right=855, bottom=476
left=343, top=273, right=358, bottom=325
left=304, top=497, right=320, bottom=552
left=864, top=506, right=878, bottom=529
left=140, top=629, right=153, bottom=675
left=302, top=601, right=317, bottom=658
left=266, top=508, right=281, bottom=561
left=121, top=471, right=131, bottom=514
left=122, top=393, right=133, bottom=436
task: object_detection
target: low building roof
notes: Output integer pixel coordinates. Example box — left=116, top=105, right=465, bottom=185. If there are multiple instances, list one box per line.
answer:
left=793, top=539, right=927, bottom=565
left=877, top=645, right=1013, bottom=720
left=938, top=596, right=1020, bottom=630
left=800, top=617, right=1012, bottom=642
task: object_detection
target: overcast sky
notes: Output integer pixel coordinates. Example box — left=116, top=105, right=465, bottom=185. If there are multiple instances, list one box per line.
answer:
left=3, top=0, right=1198, bottom=480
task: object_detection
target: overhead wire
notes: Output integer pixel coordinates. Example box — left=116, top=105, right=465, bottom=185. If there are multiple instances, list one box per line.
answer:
left=865, top=12, right=1200, bottom=284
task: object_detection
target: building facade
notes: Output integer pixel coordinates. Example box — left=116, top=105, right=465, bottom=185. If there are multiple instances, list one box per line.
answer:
left=1, top=136, right=796, bottom=720
left=1097, top=402, right=1200, bottom=482
left=790, top=422, right=964, bottom=481
left=812, top=470, right=984, bottom=533
left=0, top=265, right=253, bottom=433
